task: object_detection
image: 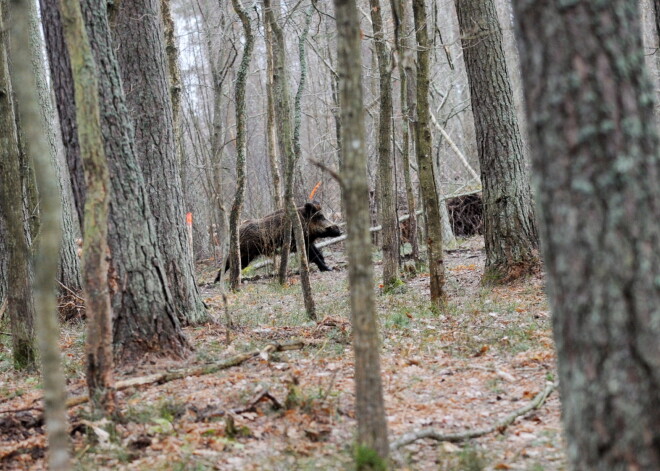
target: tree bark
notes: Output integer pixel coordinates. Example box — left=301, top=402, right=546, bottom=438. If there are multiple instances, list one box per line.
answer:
left=291, top=2, right=317, bottom=320
left=79, top=0, right=191, bottom=361
left=9, top=0, right=71, bottom=467
left=0, top=2, right=36, bottom=370
left=228, top=0, right=254, bottom=291
left=265, top=17, right=283, bottom=210
left=112, top=0, right=207, bottom=324
left=0, top=217, right=6, bottom=306
left=513, top=1, right=660, bottom=469
left=206, top=8, right=232, bottom=267
left=39, top=0, right=85, bottom=226
left=413, top=0, right=446, bottom=310
left=334, top=0, right=389, bottom=463
left=160, top=0, right=181, bottom=149
left=369, top=0, right=400, bottom=289
left=41, top=0, right=191, bottom=361
left=28, top=0, right=82, bottom=295
left=455, top=0, right=539, bottom=283
left=60, top=0, right=115, bottom=414
left=391, top=0, right=419, bottom=264
left=264, top=0, right=295, bottom=286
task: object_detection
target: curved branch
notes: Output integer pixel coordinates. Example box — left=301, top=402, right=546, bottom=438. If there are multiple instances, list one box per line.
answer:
left=391, top=381, right=556, bottom=450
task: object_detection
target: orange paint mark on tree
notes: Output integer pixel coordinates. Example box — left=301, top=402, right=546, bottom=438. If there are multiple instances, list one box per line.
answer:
left=308, top=181, right=322, bottom=200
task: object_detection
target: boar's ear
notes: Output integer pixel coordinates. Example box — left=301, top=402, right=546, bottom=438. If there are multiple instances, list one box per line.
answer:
left=303, top=202, right=316, bottom=216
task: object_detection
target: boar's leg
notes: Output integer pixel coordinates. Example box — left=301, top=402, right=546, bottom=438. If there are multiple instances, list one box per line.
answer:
left=308, top=244, right=332, bottom=271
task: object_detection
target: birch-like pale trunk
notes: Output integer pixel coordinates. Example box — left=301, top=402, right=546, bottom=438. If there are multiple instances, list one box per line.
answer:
left=334, top=0, right=389, bottom=463
left=10, top=0, right=70, bottom=467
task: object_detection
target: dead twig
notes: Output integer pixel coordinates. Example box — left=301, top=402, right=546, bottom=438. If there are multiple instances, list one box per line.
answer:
left=232, top=388, right=283, bottom=414
left=390, top=381, right=557, bottom=450
left=56, top=280, right=85, bottom=303
left=308, top=158, right=343, bottom=187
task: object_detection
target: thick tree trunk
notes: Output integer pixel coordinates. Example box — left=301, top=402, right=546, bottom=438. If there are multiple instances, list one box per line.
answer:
left=228, top=0, right=254, bottom=291
left=413, top=0, right=446, bottom=310
left=1, top=2, right=36, bottom=370
left=455, top=0, right=539, bottom=283
left=28, top=0, right=82, bottom=295
left=39, top=0, right=85, bottom=226
left=369, top=0, right=399, bottom=289
left=112, top=0, right=207, bottom=324
left=60, top=0, right=115, bottom=414
left=9, top=0, right=71, bottom=468
left=41, top=0, right=190, bottom=361
left=334, top=0, right=389, bottom=463
left=513, top=1, right=660, bottom=469
left=80, top=0, right=191, bottom=361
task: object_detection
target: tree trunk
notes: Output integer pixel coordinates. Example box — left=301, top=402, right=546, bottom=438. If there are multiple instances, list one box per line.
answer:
left=9, top=0, right=71, bottom=467
left=0, top=2, right=36, bottom=370
left=290, top=2, right=316, bottom=320
left=455, top=0, right=539, bottom=283
left=334, top=0, right=389, bottom=463
left=228, top=0, right=254, bottom=291
left=60, top=0, right=115, bottom=414
left=265, top=18, right=283, bottom=210
left=79, top=0, right=191, bottom=361
left=413, top=0, right=446, bottom=310
left=369, top=0, right=400, bottom=289
left=513, top=1, right=660, bottom=469
left=39, top=0, right=85, bottom=227
left=0, top=217, right=6, bottom=305
left=264, top=0, right=295, bottom=286
left=28, top=0, right=82, bottom=295
left=112, top=0, right=207, bottom=324
left=391, top=0, right=420, bottom=264
left=206, top=10, right=231, bottom=266
left=160, top=0, right=181, bottom=151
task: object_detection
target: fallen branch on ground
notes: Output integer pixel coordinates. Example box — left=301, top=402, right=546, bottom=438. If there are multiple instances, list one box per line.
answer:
left=65, top=340, right=308, bottom=408
left=390, top=381, right=556, bottom=450
left=0, top=340, right=310, bottom=414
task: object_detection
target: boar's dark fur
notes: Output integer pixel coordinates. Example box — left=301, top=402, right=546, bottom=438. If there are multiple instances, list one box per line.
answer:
left=214, top=201, right=341, bottom=282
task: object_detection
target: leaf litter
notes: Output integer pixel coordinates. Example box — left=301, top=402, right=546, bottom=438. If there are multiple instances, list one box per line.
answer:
left=0, top=236, right=564, bottom=470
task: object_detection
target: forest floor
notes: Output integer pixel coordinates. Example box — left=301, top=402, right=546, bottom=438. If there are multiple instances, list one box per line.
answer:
left=0, top=236, right=565, bottom=470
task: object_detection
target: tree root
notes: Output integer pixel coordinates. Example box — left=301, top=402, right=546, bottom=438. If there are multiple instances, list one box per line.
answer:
left=390, top=381, right=556, bottom=450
